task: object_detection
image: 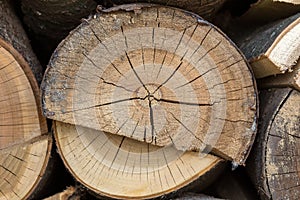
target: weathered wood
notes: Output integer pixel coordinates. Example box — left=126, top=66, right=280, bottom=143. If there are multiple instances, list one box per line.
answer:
left=246, top=88, right=300, bottom=199
left=0, top=37, right=52, bottom=199
left=237, top=13, right=300, bottom=78
left=42, top=4, right=258, bottom=164
left=0, top=0, right=43, bottom=83
left=42, top=4, right=257, bottom=199
left=258, top=61, right=300, bottom=91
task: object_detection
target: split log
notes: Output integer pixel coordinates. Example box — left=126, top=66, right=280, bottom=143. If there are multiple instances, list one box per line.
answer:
left=240, top=0, right=300, bottom=24
left=237, top=13, right=300, bottom=79
left=0, top=0, right=43, bottom=83
left=247, top=88, right=300, bottom=199
left=0, top=38, right=52, bottom=199
left=42, top=5, right=258, bottom=199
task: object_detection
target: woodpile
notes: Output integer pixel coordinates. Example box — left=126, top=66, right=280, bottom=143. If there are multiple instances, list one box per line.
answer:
left=0, top=0, right=299, bottom=199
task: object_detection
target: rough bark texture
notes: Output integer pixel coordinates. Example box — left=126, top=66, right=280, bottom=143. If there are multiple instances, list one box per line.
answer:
left=20, top=0, right=98, bottom=65
left=247, top=88, right=300, bottom=200
left=21, top=0, right=226, bottom=41
left=21, top=0, right=97, bottom=41
left=105, top=0, right=226, bottom=20
left=0, top=0, right=43, bottom=83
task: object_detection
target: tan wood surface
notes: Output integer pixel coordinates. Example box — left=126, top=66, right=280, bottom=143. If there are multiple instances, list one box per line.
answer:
left=42, top=5, right=258, bottom=163
left=42, top=5, right=257, bottom=199
left=54, top=121, right=223, bottom=199
left=238, top=13, right=300, bottom=79
left=0, top=7, right=51, bottom=198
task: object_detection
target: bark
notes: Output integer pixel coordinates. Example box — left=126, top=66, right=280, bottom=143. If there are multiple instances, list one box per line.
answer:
left=104, top=0, right=226, bottom=20
left=21, top=0, right=97, bottom=41
left=246, top=88, right=300, bottom=199
left=0, top=0, right=43, bottom=83
left=21, top=0, right=98, bottom=65
left=172, top=193, right=223, bottom=200
left=41, top=5, right=257, bottom=199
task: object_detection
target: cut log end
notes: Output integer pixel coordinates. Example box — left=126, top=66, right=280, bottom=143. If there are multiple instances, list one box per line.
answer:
left=247, top=88, right=300, bottom=199
left=0, top=36, right=51, bottom=200
left=0, top=38, right=47, bottom=149
left=42, top=5, right=258, bottom=198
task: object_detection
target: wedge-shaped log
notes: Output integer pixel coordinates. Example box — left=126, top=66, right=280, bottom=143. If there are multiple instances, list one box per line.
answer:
left=239, top=13, right=300, bottom=79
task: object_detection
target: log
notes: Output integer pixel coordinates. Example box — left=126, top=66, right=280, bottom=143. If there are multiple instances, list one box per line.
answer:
left=0, top=0, right=43, bottom=83
left=20, top=0, right=226, bottom=65
left=246, top=88, right=300, bottom=199
left=172, top=193, right=223, bottom=200
left=237, top=13, right=300, bottom=78
left=240, top=0, right=300, bottom=24
left=21, top=0, right=97, bottom=42
left=22, top=0, right=226, bottom=41
left=104, top=0, right=226, bottom=19
left=0, top=1, right=55, bottom=198
left=0, top=38, right=52, bottom=199
left=42, top=5, right=258, bottom=199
